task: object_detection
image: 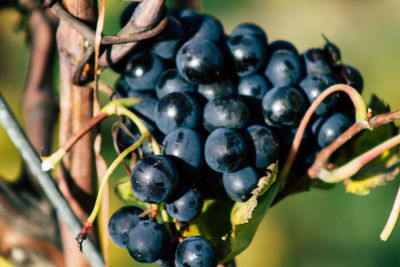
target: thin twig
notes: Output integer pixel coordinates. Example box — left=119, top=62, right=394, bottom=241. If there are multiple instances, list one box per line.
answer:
left=0, top=92, right=105, bottom=267
left=280, top=84, right=367, bottom=182
left=50, top=1, right=167, bottom=84
left=308, top=108, right=400, bottom=180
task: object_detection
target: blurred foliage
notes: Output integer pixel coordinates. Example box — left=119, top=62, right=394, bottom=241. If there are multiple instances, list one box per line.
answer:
left=1, top=0, right=400, bottom=266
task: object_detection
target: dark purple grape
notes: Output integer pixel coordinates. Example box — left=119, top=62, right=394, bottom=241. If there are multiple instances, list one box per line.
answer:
left=162, top=128, right=204, bottom=177
left=225, top=34, right=266, bottom=76
left=175, top=236, right=218, bottom=267
left=187, top=14, right=225, bottom=44
left=169, top=7, right=198, bottom=20
left=262, top=85, right=307, bottom=128
left=314, top=112, right=353, bottom=148
left=108, top=206, right=143, bottom=248
left=204, top=128, right=247, bottom=173
left=149, top=17, right=185, bottom=60
left=165, top=187, right=203, bottom=222
left=246, top=125, right=279, bottom=169
left=125, top=52, right=165, bottom=91
left=237, top=74, right=270, bottom=100
left=154, top=92, right=201, bottom=134
left=203, top=95, right=250, bottom=131
left=222, top=166, right=260, bottom=202
left=132, top=97, right=158, bottom=122
left=302, top=48, right=332, bottom=75
left=298, top=73, right=337, bottom=116
left=130, top=155, right=179, bottom=203
left=231, top=23, right=268, bottom=45
left=265, top=49, right=304, bottom=87
left=268, top=40, right=299, bottom=56
left=275, top=126, right=313, bottom=163
left=176, top=40, right=223, bottom=84
left=115, top=77, right=155, bottom=99
left=156, top=69, right=196, bottom=99
left=115, top=120, right=157, bottom=158
left=127, top=220, right=169, bottom=263
left=197, top=76, right=235, bottom=101
left=334, top=64, right=363, bottom=93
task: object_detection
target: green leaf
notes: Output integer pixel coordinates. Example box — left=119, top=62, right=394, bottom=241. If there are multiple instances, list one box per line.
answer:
left=333, top=95, right=399, bottom=195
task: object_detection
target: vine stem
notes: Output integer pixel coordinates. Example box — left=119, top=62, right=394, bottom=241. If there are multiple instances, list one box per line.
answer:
left=0, top=92, right=105, bottom=267
left=41, top=97, right=161, bottom=171
left=280, top=84, right=368, bottom=182
left=317, top=133, right=400, bottom=183
left=381, top=186, right=400, bottom=241
left=76, top=105, right=161, bottom=248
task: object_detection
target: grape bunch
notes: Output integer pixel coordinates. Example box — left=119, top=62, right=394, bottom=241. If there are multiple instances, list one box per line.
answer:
left=108, top=4, right=363, bottom=266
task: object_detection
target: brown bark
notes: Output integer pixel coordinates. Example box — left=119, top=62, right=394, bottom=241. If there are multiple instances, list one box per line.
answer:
left=22, top=9, right=58, bottom=158
left=56, top=0, right=97, bottom=266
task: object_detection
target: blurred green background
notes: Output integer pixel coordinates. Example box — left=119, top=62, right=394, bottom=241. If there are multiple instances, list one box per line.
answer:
left=1, top=0, right=400, bottom=266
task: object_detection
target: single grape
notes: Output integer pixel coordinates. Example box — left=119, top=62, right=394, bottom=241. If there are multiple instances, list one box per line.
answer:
left=265, top=49, right=304, bottom=87
left=131, top=97, right=158, bottom=123
left=127, top=220, right=169, bottom=263
left=204, top=128, right=247, bottom=173
left=197, top=76, right=235, bottom=101
left=334, top=64, right=363, bottom=93
left=314, top=112, right=353, bottom=148
left=231, top=23, right=268, bottom=45
left=298, top=73, right=337, bottom=116
left=114, top=120, right=157, bottom=158
left=108, top=206, right=143, bottom=248
left=175, top=236, right=218, bottom=267
left=149, top=17, right=185, bottom=60
left=162, top=128, right=204, bottom=177
left=124, top=52, right=165, bottom=91
left=302, top=48, right=332, bottom=75
left=262, top=85, right=307, bottom=128
left=237, top=74, right=270, bottom=100
left=154, top=92, right=201, bottom=134
left=225, top=34, right=266, bottom=76
left=246, top=125, right=279, bottom=169
left=187, top=14, right=225, bottom=44
left=130, top=155, right=179, bottom=203
left=165, top=187, right=203, bottom=222
left=176, top=40, right=223, bottom=84
left=115, top=77, right=156, bottom=99
left=156, top=69, right=196, bottom=99
left=203, top=95, right=250, bottom=131
left=222, top=166, right=260, bottom=202
left=267, top=40, right=299, bottom=58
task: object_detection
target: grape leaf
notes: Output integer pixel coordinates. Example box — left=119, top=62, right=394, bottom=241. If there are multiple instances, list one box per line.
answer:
left=221, top=163, right=279, bottom=263
left=332, top=95, right=399, bottom=195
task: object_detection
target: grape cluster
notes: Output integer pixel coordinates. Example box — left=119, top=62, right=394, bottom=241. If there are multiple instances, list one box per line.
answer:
left=109, top=4, right=363, bottom=266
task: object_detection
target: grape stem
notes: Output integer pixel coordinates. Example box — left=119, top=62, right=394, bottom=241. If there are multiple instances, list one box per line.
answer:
left=280, top=84, right=368, bottom=183
left=380, top=186, right=400, bottom=241
left=76, top=105, right=161, bottom=249
left=41, top=97, right=161, bottom=171
left=308, top=108, right=400, bottom=181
